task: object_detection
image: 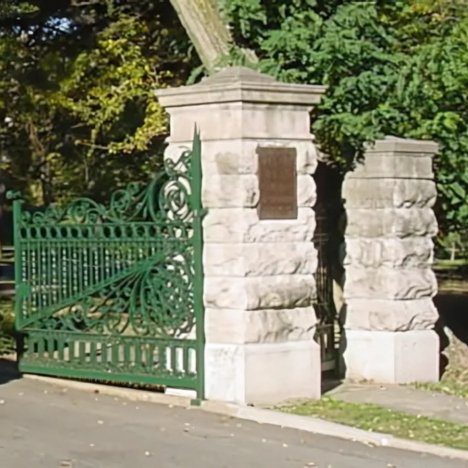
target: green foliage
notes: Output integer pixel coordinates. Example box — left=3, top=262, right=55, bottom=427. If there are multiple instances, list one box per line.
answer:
left=437, top=230, right=468, bottom=260
left=0, top=1, right=38, bottom=19
left=392, top=19, right=468, bottom=235
left=0, top=0, right=466, bottom=238
left=0, top=0, right=198, bottom=205
left=46, top=14, right=171, bottom=203
left=223, top=0, right=468, bottom=236
left=0, top=299, right=15, bottom=355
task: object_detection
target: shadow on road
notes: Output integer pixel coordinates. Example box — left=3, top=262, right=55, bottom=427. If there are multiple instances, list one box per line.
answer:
left=0, top=358, right=21, bottom=385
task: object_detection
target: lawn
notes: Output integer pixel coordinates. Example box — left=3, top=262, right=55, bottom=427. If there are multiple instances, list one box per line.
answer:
left=276, top=397, right=468, bottom=450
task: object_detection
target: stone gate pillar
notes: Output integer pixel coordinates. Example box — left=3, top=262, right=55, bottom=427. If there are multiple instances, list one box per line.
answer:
left=342, top=137, right=440, bottom=383
left=157, top=67, right=326, bottom=404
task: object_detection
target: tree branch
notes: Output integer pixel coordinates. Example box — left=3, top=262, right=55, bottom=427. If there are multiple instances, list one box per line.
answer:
left=169, top=0, right=256, bottom=73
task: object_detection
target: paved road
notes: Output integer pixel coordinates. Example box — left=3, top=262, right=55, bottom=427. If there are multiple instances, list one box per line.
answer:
left=0, top=377, right=466, bottom=468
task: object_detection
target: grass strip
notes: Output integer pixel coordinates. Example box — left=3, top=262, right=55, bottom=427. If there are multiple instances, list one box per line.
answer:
left=415, top=381, right=468, bottom=400
left=276, top=397, right=468, bottom=450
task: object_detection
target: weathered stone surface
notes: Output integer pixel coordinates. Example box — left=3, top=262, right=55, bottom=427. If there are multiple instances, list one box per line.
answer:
left=204, top=208, right=316, bottom=243
left=298, top=175, right=317, bottom=207
left=199, top=174, right=315, bottom=209
left=159, top=66, right=323, bottom=403
left=366, top=136, right=439, bottom=155
left=343, top=267, right=437, bottom=300
left=205, top=343, right=244, bottom=402
left=165, top=139, right=318, bottom=175
left=244, top=341, right=321, bottom=403
left=342, top=137, right=439, bottom=385
left=342, top=179, right=437, bottom=209
left=157, top=65, right=325, bottom=108
left=343, top=238, right=434, bottom=268
left=343, top=298, right=438, bottom=331
left=346, top=208, right=437, bottom=238
left=202, top=175, right=259, bottom=208
left=342, top=330, right=439, bottom=383
left=205, top=307, right=317, bottom=344
left=205, top=340, right=321, bottom=404
left=296, top=142, right=319, bottom=175
left=157, top=66, right=325, bottom=145
left=204, top=275, right=316, bottom=310
left=165, top=102, right=314, bottom=142
left=346, top=154, right=433, bottom=179
left=204, top=242, right=317, bottom=277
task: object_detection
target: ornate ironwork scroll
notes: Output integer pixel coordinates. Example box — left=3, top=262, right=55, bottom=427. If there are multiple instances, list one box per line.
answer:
left=12, top=132, right=205, bottom=399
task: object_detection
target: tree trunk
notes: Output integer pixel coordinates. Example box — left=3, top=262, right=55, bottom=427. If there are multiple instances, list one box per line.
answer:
left=169, top=0, right=256, bottom=73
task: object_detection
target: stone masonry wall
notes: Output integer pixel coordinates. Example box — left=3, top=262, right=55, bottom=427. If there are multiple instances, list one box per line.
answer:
left=158, top=67, right=326, bottom=404
left=342, top=137, right=440, bottom=383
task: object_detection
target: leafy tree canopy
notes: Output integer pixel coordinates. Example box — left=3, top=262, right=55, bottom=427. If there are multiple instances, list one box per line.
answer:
left=0, top=0, right=198, bottom=205
left=0, top=0, right=466, bottom=241
left=222, top=0, right=468, bottom=236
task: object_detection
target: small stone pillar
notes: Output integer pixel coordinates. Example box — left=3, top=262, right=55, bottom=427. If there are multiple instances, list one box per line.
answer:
left=157, top=67, right=326, bottom=404
left=342, top=137, right=440, bottom=383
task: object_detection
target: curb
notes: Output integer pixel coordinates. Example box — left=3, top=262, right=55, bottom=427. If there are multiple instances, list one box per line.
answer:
left=25, top=374, right=468, bottom=462
left=202, top=402, right=468, bottom=462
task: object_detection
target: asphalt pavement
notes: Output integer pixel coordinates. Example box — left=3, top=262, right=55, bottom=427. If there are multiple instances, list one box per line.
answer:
left=0, top=376, right=466, bottom=468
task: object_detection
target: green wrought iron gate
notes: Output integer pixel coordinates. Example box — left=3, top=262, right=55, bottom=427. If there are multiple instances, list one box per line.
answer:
left=12, top=134, right=205, bottom=400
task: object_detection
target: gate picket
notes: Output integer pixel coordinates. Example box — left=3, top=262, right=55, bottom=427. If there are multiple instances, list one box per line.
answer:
left=12, top=132, right=205, bottom=400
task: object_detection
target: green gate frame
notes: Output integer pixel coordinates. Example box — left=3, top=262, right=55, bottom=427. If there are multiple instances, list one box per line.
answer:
left=11, top=132, right=205, bottom=401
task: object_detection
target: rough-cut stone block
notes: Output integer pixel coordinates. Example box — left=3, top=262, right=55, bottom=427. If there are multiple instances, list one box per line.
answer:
left=343, top=238, right=434, bottom=268
left=296, top=142, right=319, bottom=175
left=165, top=139, right=318, bottom=176
left=347, top=154, right=433, bottom=179
left=246, top=207, right=316, bottom=242
left=342, top=330, right=439, bottom=383
left=298, top=175, right=317, bottom=207
left=202, top=139, right=317, bottom=176
left=200, top=174, right=315, bottom=209
left=205, top=341, right=321, bottom=404
left=346, top=208, right=438, bottom=238
left=366, top=136, right=439, bottom=155
left=343, top=179, right=437, bottom=209
left=159, top=66, right=324, bottom=404
left=202, top=175, right=259, bottom=208
left=343, top=267, right=437, bottom=300
left=204, top=242, right=317, bottom=277
left=205, top=307, right=317, bottom=344
left=341, top=136, right=439, bottom=385
left=204, top=208, right=316, bottom=243
left=205, top=275, right=315, bottom=310
left=166, top=139, right=257, bottom=174
left=343, top=298, right=438, bottom=331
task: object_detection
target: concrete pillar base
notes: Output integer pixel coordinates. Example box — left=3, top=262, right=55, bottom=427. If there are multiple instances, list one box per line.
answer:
left=342, top=329, right=440, bottom=383
left=205, top=340, right=321, bottom=405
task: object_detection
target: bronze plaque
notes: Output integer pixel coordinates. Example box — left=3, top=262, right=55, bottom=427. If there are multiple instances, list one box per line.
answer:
left=257, top=147, right=297, bottom=220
